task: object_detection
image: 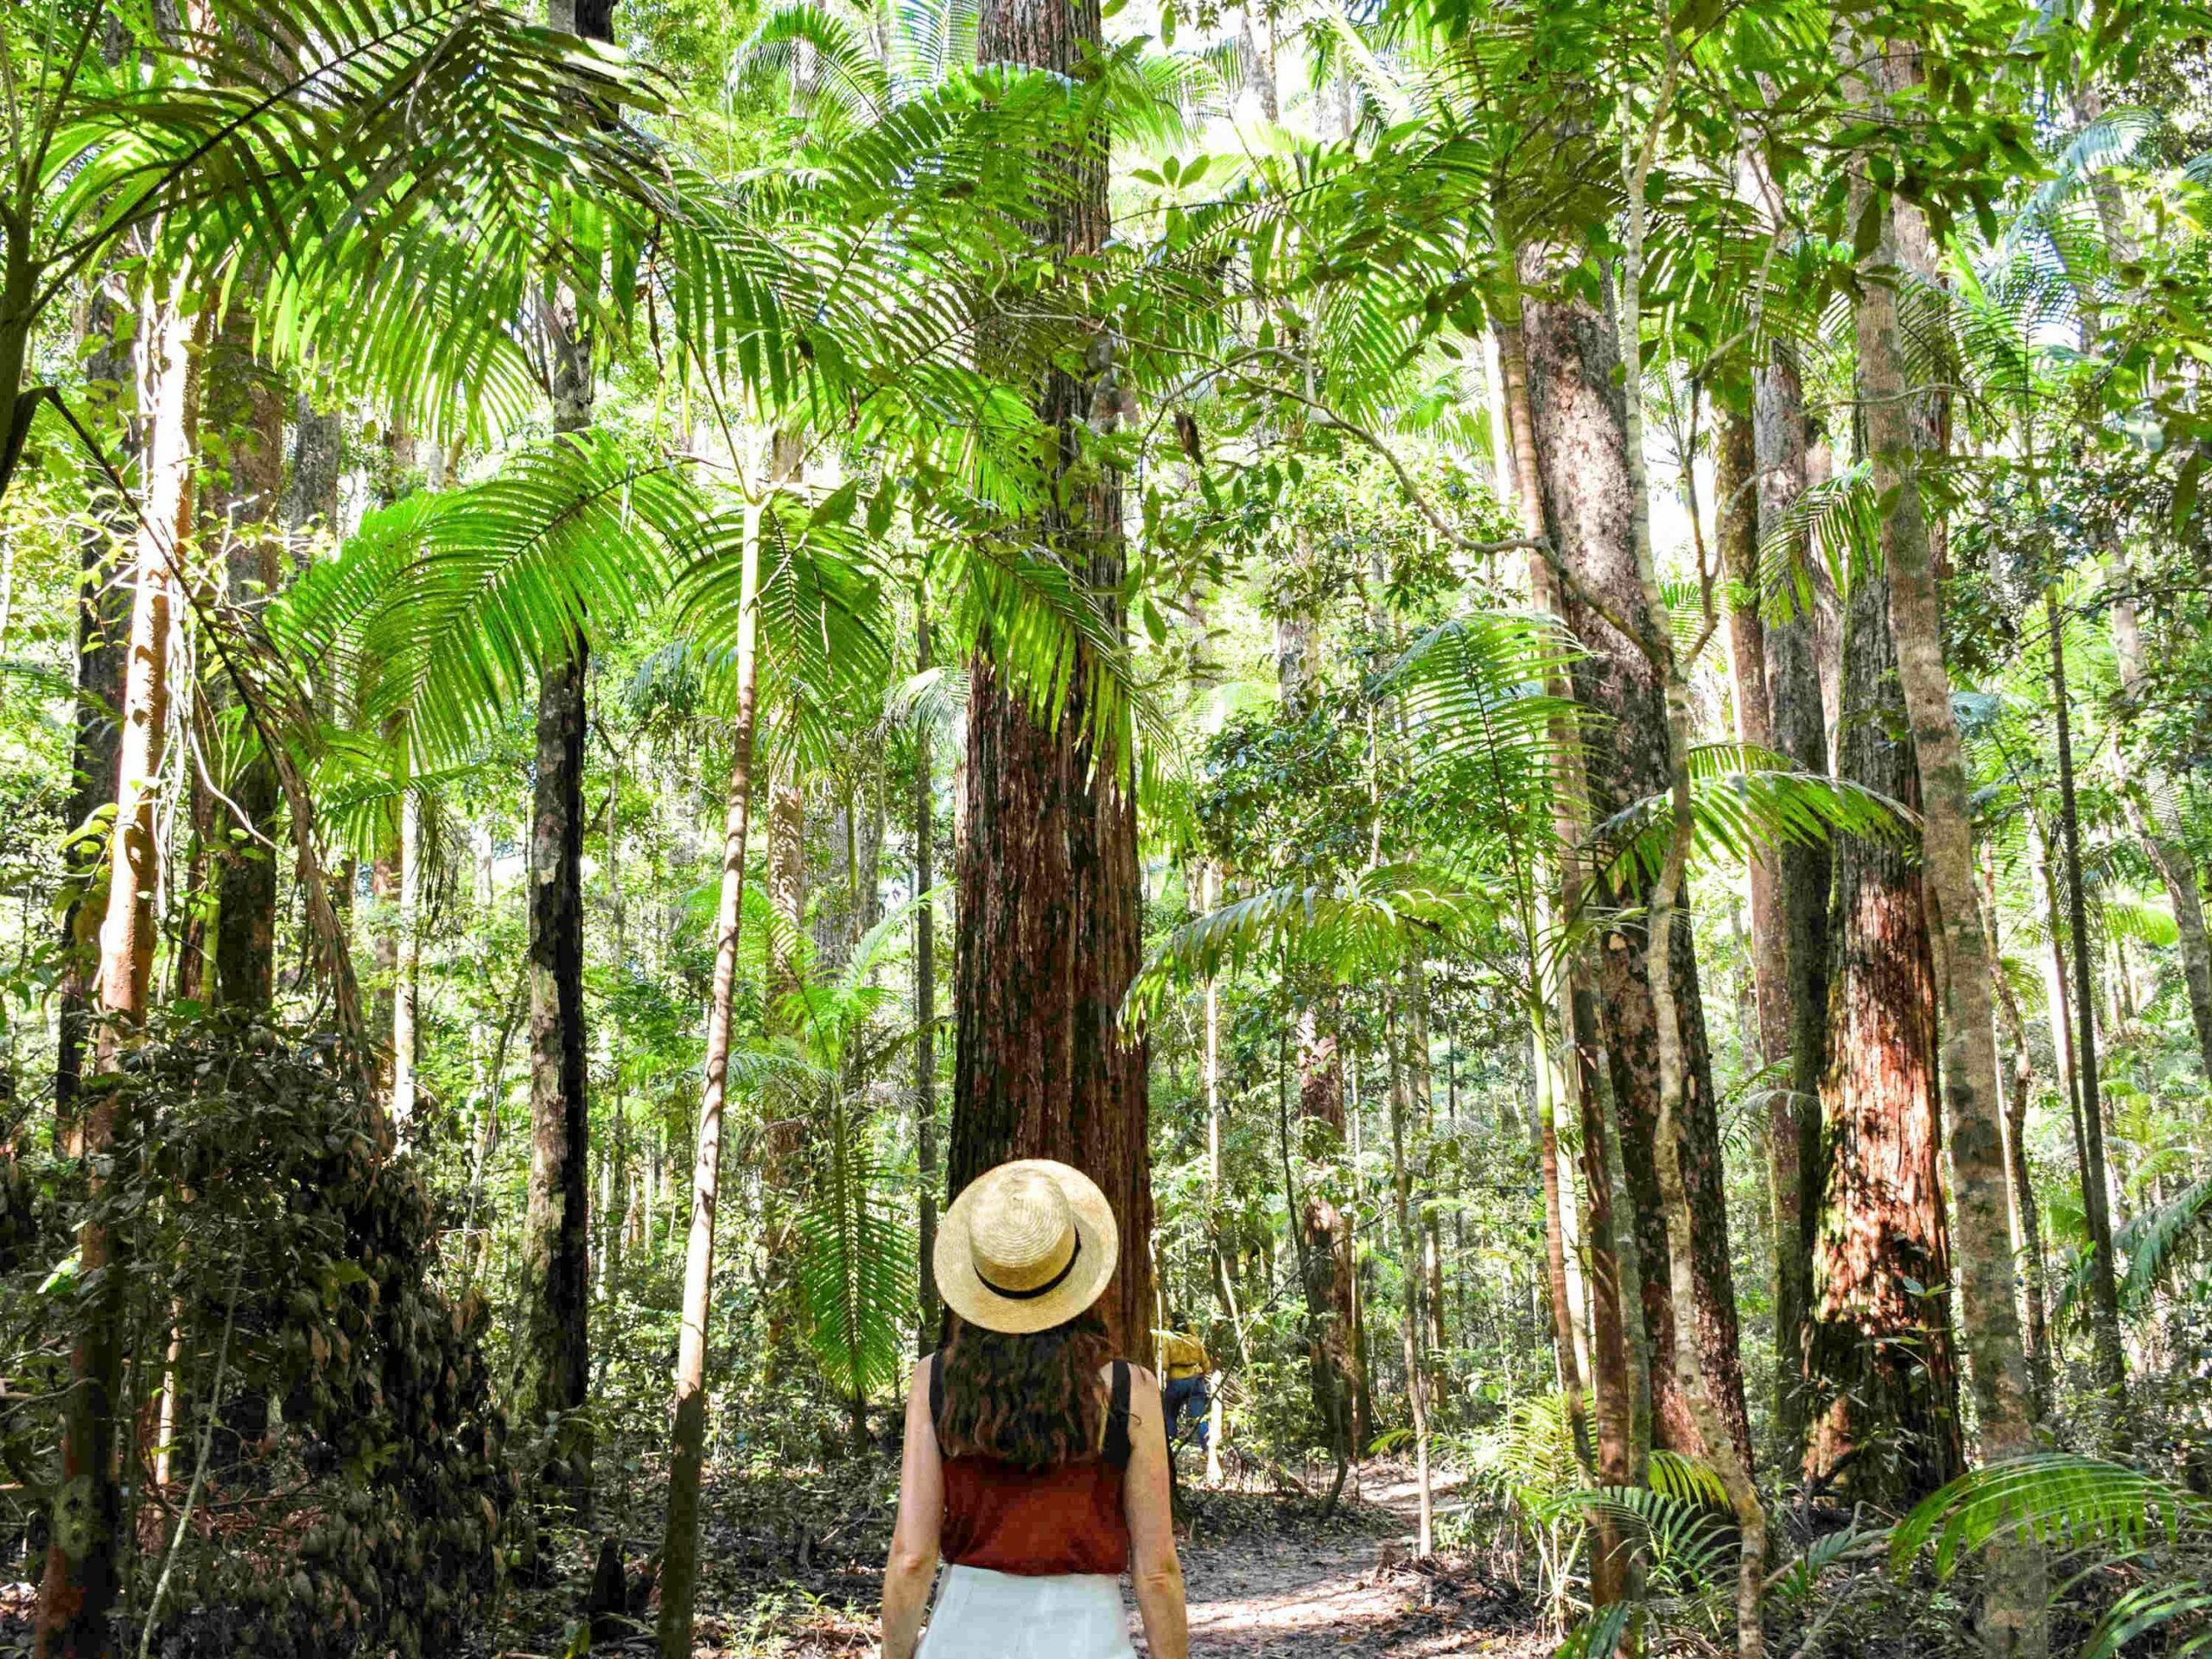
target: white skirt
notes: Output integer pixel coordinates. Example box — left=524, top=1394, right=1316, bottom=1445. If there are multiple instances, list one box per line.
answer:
left=919, top=1564, right=1136, bottom=1658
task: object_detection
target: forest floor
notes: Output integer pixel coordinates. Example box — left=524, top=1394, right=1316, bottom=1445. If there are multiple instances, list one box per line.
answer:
left=1161, top=1466, right=1547, bottom=1658
left=0, top=1461, right=1553, bottom=1657
left=660, top=1459, right=1550, bottom=1657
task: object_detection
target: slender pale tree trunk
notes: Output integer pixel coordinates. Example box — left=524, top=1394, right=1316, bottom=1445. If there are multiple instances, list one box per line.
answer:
left=57, top=286, right=135, bottom=1151
left=1981, top=863, right=2054, bottom=1414
left=656, top=497, right=763, bottom=1659
left=1385, top=975, right=1433, bottom=1556
left=1754, top=347, right=1829, bottom=1465
left=914, top=599, right=940, bottom=1345
left=38, top=273, right=201, bottom=1659
left=1852, top=149, right=2046, bottom=1655
left=1719, top=403, right=1811, bottom=1462
left=2044, top=591, right=2127, bottom=1434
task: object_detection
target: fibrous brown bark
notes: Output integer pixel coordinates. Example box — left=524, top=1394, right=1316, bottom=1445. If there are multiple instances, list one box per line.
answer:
left=1519, top=253, right=1751, bottom=1473
left=1802, top=572, right=1961, bottom=1505
left=950, top=0, right=1152, bottom=1364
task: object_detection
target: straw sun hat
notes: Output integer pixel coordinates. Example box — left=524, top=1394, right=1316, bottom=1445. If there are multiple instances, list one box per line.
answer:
left=934, top=1160, right=1119, bottom=1335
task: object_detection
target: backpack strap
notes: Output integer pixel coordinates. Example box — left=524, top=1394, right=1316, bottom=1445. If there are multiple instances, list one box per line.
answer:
left=929, top=1351, right=944, bottom=1432
left=1103, top=1360, right=1134, bottom=1469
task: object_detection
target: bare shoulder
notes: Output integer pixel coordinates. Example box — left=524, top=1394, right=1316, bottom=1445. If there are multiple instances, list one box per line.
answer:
left=1113, top=1361, right=1159, bottom=1392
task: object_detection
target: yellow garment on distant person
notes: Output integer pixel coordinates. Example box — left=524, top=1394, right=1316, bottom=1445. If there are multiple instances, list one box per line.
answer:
left=1155, top=1330, right=1210, bottom=1382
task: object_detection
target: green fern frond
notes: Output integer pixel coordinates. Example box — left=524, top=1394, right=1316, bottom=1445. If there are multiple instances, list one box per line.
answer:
left=1891, top=1453, right=2201, bottom=1578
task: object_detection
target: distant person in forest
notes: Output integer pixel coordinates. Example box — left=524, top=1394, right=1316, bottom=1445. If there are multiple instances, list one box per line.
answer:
left=1153, top=1323, right=1212, bottom=1453
left=880, top=1160, right=1189, bottom=1659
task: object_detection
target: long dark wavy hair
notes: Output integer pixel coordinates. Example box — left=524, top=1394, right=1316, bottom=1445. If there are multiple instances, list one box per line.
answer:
left=935, top=1307, right=1113, bottom=1471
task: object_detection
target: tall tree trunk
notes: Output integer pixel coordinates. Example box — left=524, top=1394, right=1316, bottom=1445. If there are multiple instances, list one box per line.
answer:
left=656, top=500, right=763, bottom=1659
left=1614, top=164, right=1765, bottom=1655
left=202, top=307, right=287, bottom=1012
left=391, top=783, right=421, bottom=1125
left=914, top=599, right=940, bottom=1344
left=1852, top=160, right=2045, bottom=1653
left=2121, top=792, right=2212, bottom=1080
left=758, top=436, right=810, bottom=1380
left=1497, top=290, right=1637, bottom=1611
left=56, top=287, right=135, bottom=1152
left=1518, top=250, right=1752, bottom=1472
left=518, top=635, right=592, bottom=1496
left=1292, top=1001, right=1359, bottom=1463
left=1199, top=861, right=1233, bottom=1483
left=1275, top=550, right=1362, bottom=1452
left=950, top=0, right=1151, bottom=1363
left=1385, top=973, right=1433, bottom=1556
left=1982, top=865, right=2054, bottom=1414
left=513, top=0, right=613, bottom=1508
left=1754, top=346, right=1830, bottom=1464
left=38, top=276, right=201, bottom=1659
left=2044, top=591, right=2127, bottom=1435
left=1802, top=572, right=1962, bottom=1504
left=1720, top=401, right=1811, bottom=1460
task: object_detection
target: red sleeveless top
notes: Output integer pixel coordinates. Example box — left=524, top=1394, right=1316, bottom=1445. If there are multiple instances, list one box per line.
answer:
left=932, top=1355, right=1134, bottom=1577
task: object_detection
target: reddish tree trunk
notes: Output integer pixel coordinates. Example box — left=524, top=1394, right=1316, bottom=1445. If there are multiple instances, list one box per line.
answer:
left=1802, top=574, right=1961, bottom=1504
left=950, top=0, right=1152, bottom=1363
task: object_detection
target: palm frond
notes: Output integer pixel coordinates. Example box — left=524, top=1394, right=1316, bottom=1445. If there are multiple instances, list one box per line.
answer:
left=1590, top=742, right=1912, bottom=887
left=797, top=1134, right=915, bottom=1403
left=1891, top=1454, right=2200, bottom=1578
left=1124, top=863, right=1490, bottom=1028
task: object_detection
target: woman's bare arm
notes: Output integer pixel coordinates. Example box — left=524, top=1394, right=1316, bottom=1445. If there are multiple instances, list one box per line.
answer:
left=880, top=1357, right=943, bottom=1659
left=1119, top=1364, right=1190, bottom=1659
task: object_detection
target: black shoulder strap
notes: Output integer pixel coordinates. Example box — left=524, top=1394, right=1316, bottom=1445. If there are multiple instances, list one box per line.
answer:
left=929, top=1351, right=944, bottom=1430
left=1103, top=1360, right=1133, bottom=1469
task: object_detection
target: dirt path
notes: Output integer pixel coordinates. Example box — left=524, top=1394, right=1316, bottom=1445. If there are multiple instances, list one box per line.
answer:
left=1152, top=1471, right=1547, bottom=1657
